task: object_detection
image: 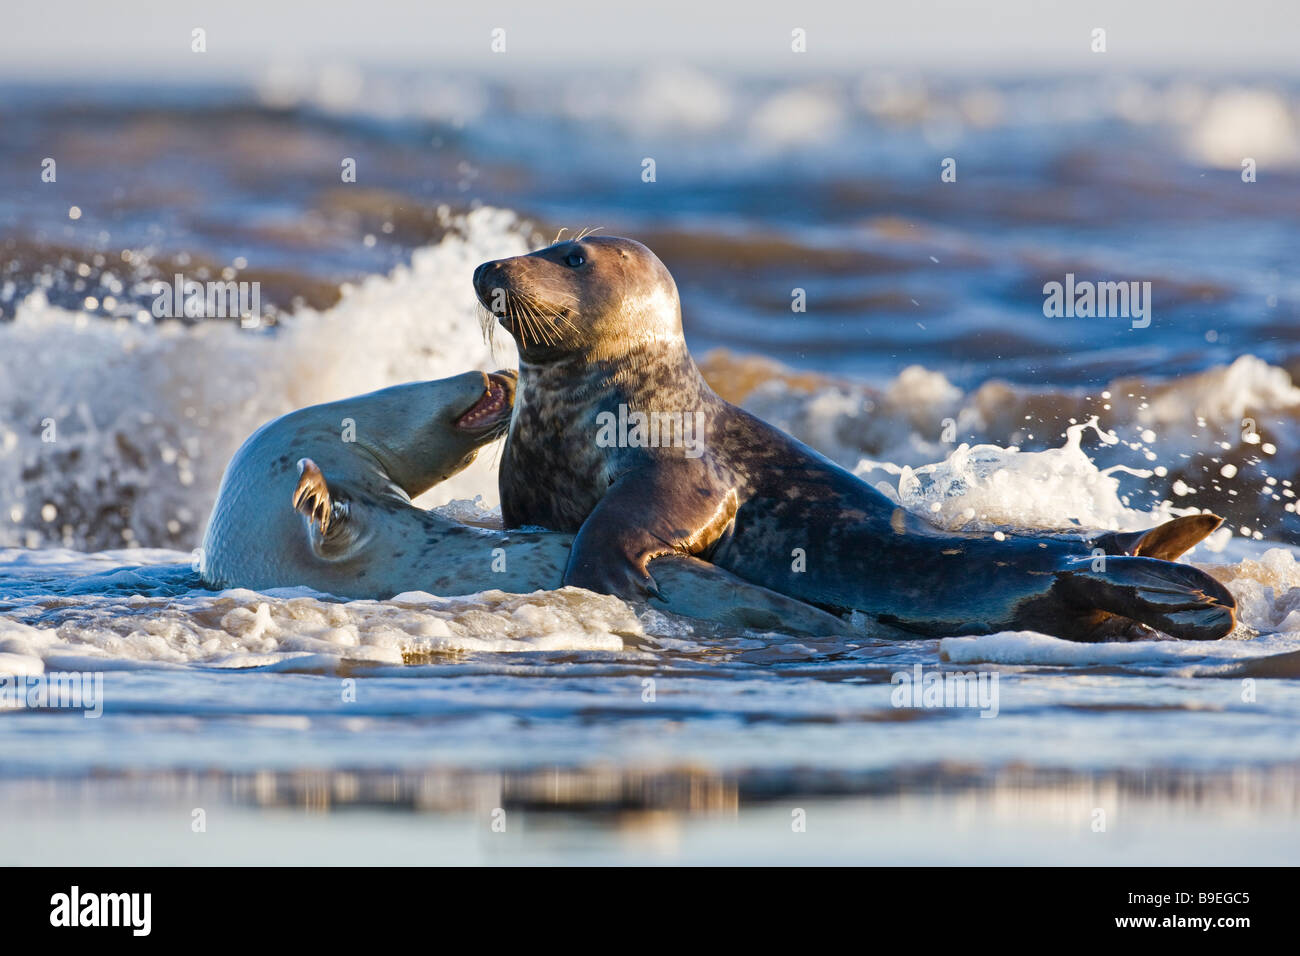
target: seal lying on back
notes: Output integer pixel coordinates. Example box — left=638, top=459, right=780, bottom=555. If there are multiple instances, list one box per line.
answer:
left=199, top=370, right=850, bottom=635
left=473, top=236, right=1237, bottom=642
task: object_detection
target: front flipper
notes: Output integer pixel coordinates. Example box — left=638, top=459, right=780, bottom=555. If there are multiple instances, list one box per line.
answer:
left=648, top=554, right=853, bottom=636
left=564, top=461, right=738, bottom=601
left=1091, top=513, right=1223, bottom=561
left=292, top=458, right=366, bottom=560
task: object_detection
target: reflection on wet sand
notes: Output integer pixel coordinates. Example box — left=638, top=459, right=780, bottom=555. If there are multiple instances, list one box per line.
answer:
left=3, top=764, right=1297, bottom=864
left=6, top=762, right=1298, bottom=815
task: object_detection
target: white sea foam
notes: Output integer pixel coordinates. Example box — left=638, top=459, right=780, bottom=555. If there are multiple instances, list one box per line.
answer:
left=1218, top=548, right=1300, bottom=634
left=0, top=553, right=641, bottom=673
left=938, top=628, right=1291, bottom=674
left=886, top=420, right=1197, bottom=538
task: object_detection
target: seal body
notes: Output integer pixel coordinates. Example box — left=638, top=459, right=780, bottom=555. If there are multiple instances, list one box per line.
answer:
left=476, top=236, right=1236, bottom=642
left=200, top=372, right=849, bottom=635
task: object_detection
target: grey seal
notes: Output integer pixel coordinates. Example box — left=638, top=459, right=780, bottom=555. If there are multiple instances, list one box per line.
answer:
left=474, top=236, right=1236, bottom=642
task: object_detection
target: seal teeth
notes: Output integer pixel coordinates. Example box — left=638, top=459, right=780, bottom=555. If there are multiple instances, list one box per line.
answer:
left=455, top=380, right=508, bottom=429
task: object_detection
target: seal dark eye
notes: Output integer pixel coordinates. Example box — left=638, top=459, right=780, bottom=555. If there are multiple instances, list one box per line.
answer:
left=563, top=251, right=585, bottom=267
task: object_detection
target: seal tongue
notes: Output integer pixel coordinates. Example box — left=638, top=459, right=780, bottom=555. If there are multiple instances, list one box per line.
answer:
left=454, top=377, right=510, bottom=431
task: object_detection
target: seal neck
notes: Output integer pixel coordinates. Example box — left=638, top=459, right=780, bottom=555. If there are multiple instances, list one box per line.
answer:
left=519, top=338, right=713, bottom=410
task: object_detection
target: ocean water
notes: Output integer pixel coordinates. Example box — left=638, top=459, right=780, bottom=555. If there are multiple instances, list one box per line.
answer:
left=1, top=68, right=1299, bottom=863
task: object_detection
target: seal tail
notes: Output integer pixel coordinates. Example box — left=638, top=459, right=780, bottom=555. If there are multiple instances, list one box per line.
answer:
left=1092, top=513, right=1223, bottom=561
left=1056, top=555, right=1236, bottom=641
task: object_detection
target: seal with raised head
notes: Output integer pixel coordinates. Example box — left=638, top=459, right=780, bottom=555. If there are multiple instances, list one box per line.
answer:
left=199, top=370, right=850, bottom=635
left=474, top=236, right=1237, bottom=642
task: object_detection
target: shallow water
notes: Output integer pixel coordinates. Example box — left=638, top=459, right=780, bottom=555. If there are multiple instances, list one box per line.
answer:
left=2, top=537, right=1299, bottom=862
left=1, top=68, right=1299, bottom=863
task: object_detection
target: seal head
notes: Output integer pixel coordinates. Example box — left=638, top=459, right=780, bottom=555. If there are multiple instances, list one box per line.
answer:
left=475, top=237, right=682, bottom=362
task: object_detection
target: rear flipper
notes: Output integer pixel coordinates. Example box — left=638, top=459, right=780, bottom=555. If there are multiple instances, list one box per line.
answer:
left=1045, top=555, right=1236, bottom=641
left=1091, top=513, right=1223, bottom=561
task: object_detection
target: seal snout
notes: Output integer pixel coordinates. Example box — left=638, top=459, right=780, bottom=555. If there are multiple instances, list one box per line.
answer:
left=453, top=370, right=516, bottom=434
left=473, top=259, right=509, bottom=309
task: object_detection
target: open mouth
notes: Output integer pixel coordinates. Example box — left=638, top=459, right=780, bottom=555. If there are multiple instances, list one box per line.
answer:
left=453, top=371, right=516, bottom=433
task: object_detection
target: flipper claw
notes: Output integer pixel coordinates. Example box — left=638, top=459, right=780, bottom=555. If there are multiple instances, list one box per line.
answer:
left=293, top=458, right=346, bottom=535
